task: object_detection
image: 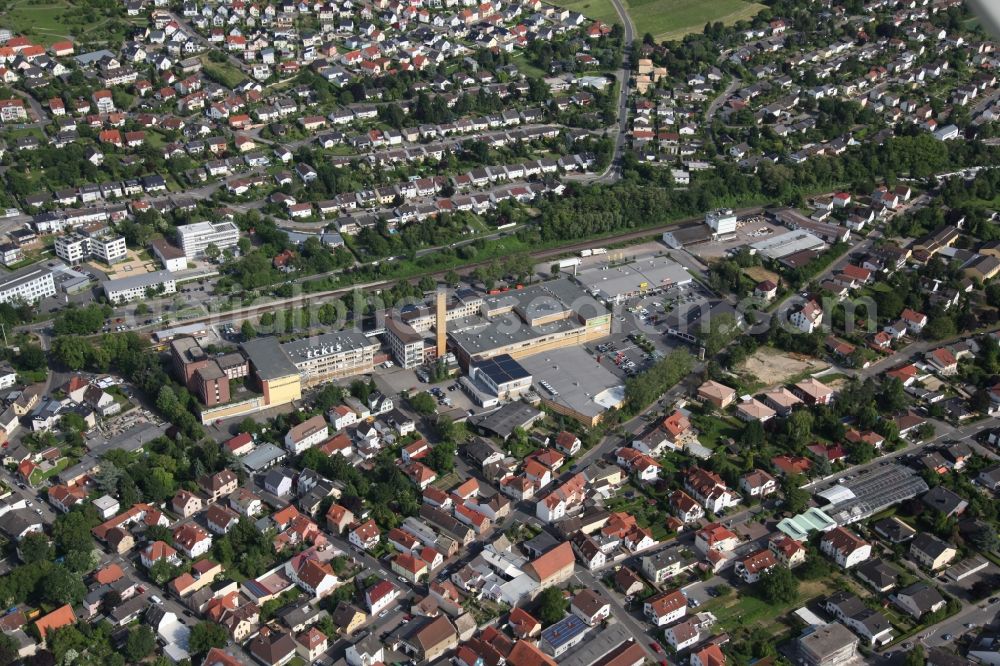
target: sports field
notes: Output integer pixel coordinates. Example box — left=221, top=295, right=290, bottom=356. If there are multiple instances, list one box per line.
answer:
left=550, top=0, right=765, bottom=42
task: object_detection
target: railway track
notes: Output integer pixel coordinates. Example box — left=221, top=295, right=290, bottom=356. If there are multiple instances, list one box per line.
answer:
left=144, top=205, right=764, bottom=333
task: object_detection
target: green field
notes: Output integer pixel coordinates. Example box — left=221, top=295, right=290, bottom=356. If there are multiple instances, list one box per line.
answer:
left=550, top=0, right=765, bottom=42
left=202, top=59, right=249, bottom=88
left=2, top=0, right=140, bottom=45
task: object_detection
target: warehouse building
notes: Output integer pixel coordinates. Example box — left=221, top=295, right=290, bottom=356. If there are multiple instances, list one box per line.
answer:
left=520, top=347, right=625, bottom=427
left=448, top=279, right=611, bottom=369
left=574, top=258, right=692, bottom=305
left=750, top=230, right=827, bottom=260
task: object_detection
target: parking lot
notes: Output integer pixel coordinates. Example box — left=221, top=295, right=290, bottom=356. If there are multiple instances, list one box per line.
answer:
left=687, top=215, right=783, bottom=261
left=374, top=365, right=479, bottom=416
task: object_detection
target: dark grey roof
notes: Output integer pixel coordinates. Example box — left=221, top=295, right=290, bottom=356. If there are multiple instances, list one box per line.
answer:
left=911, top=533, right=953, bottom=559
left=0, top=508, right=41, bottom=539
left=898, top=582, right=945, bottom=613
left=856, top=559, right=898, bottom=589
left=921, top=486, right=968, bottom=516
left=241, top=336, right=299, bottom=380
left=467, top=402, right=543, bottom=440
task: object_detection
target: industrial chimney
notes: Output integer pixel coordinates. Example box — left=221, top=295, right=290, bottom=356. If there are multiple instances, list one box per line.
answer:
left=436, top=289, right=447, bottom=358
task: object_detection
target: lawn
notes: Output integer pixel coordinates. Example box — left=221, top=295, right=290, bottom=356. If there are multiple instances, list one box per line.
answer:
left=2, top=0, right=139, bottom=45
left=703, top=579, right=835, bottom=633
left=30, top=457, right=71, bottom=486
left=202, top=59, right=249, bottom=88
left=690, top=412, right=741, bottom=449
left=511, top=53, right=548, bottom=80
left=548, top=0, right=765, bottom=42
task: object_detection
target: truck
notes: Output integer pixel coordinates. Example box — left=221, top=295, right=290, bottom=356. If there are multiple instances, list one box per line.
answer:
left=559, top=257, right=582, bottom=269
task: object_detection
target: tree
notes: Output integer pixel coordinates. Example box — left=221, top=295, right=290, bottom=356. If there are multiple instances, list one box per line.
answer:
left=149, top=558, right=178, bottom=586
left=785, top=410, right=814, bottom=447
left=444, top=270, right=460, bottom=287
left=418, top=276, right=436, bottom=292
left=52, top=336, right=92, bottom=370
left=409, top=391, right=437, bottom=415
left=124, top=626, right=156, bottom=662
left=52, top=509, right=96, bottom=555
left=156, top=385, right=179, bottom=416
left=188, top=622, right=229, bottom=655
left=701, top=313, right=737, bottom=356
left=427, top=441, right=455, bottom=474
left=204, top=243, right=221, bottom=261
left=536, top=587, right=568, bottom=625
left=924, top=315, right=956, bottom=340
left=100, top=590, right=122, bottom=617
left=19, top=532, right=54, bottom=564
left=14, top=345, right=46, bottom=372
left=781, top=474, right=810, bottom=514
left=241, top=320, right=257, bottom=340
left=738, top=420, right=765, bottom=449
left=0, top=633, right=18, bottom=666
left=41, top=565, right=87, bottom=605
left=758, top=565, right=798, bottom=604
left=903, top=645, right=924, bottom=666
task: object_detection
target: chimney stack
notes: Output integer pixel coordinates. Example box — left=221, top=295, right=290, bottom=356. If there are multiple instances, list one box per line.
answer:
left=436, top=290, right=447, bottom=358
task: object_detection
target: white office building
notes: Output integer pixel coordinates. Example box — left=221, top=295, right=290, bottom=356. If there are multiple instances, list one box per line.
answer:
left=102, top=270, right=176, bottom=304
left=176, top=221, right=240, bottom=258
left=54, top=227, right=128, bottom=265
left=0, top=266, right=56, bottom=304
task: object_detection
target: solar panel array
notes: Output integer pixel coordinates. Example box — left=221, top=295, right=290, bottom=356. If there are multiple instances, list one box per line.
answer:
left=475, top=353, right=531, bottom=384
left=823, top=464, right=929, bottom=525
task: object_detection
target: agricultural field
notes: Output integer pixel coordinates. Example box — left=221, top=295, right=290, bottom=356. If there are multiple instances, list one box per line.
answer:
left=547, top=0, right=622, bottom=28
left=548, top=0, right=765, bottom=42
left=634, top=0, right=766, bottom=42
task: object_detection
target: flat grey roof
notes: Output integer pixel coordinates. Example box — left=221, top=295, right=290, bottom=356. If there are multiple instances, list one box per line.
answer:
left=239, top=442, right=287, bottom=472
left=450, top=312, right=582, bottom=357
left=102, top=270, right=174, bottom=293
left=468, top=402, right=543, bottom=439
left=241, top=337, right=299, bottom=380
left=575, top=259, right=692, bottom=299
left=281, top=329, right=377, bottom=361
left=558, top=621, right=632, bottom=666
left=798, top=622, right=857, bottom=658
left=519, top=346, right=624, bottom=420
left=481, top=278, right=602, bottom=316
left=0, top=265, right=54, bottom=291
left=664, top=225, right=713, bottom=245
left=751, top=230, right=827, bottom=259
